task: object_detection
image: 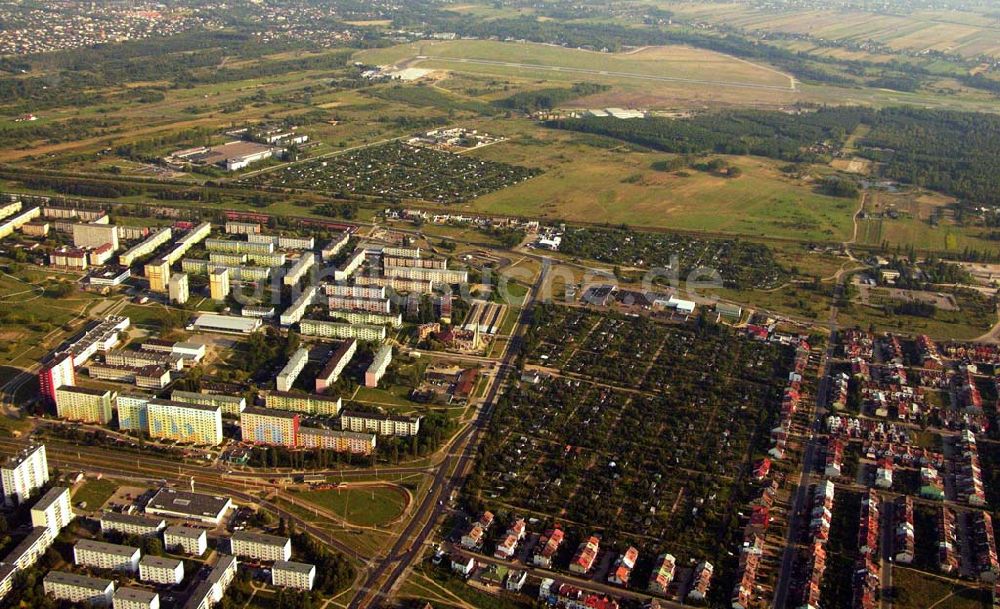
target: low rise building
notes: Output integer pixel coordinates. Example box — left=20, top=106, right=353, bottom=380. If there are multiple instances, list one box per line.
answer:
left=340, top=410, right=420, bottom=436
left=100, top=512, right=165, bottom=538
left=113, top=587, right=159, bottom=609
left=44, top=571, right=115, bottom=607
left=74, top=539, right=141, bottom=573
left=230, top=531, right=291, bottom=562
left=139, top=555, right=184, bottom=585
left=272, top=560, right=316, bottom=591
left=164, top=525, right=207, bottom=556
left=145, top=488, right=232, bottom=525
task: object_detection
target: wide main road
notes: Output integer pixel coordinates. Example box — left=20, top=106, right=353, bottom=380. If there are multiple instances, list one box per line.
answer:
left=347, top=259, right=550, bottom=609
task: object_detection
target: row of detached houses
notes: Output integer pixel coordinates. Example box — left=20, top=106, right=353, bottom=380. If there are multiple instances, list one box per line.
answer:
left=457, top=512, right=711, bottom=602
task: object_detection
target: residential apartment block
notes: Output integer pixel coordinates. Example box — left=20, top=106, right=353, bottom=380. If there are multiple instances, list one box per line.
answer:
left=30, top=486, right=72, bottom=538
left=55, top=386, right=116, bottom=424
left=340, top=410, right=420, bottom=437
left=100, top=512, right=166, bottom=538
left=146, top=399, right=223, bottom=446
left=74, top=539, right=141, bottom=573
left=365, top=344, right=392, bottom=388
left=264, top=391, right=342, bottom=416
left=299, top=319, right=387, bottom=341
left=171, top=390, right=246, bottom=417
left=272, top=560, right=316, bottom=591
left=230, top=531, right=291, bottom=562
left=297, top=427, right=376, bottom=455
left=113, top=587, right=160, bottom=609
left=139, top=555, right=184, bottom=585
left=1, top=444, right=49, bottom=506
left=44, top=571, right=115, bottom=607
left=240, top=407, right=300, bottom=447
left=164, top=525, right=207, bottom=556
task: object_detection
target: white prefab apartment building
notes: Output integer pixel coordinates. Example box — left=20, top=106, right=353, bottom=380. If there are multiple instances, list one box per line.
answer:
left=44, top=571, right=115, bottom=606
left=113, top=587, right=160, bottom=609
left=272, top=560, right=316, bottom=591
left=1, top=444, right=49, bottom=506
left=340, top=411, right=421, bottom=436
left=139, top=555, right=184, bottom=585
left=30, top=486, right=73, bottom=538
left=164, top=525, right=208, bottom=556
left=170, top=390, right=246, bottom=417
left=276, top=347, right=309, bottom=392
left=100, top=512, right=166, bottom=538
left=74, top=539, right=141, bottom=573
left=230, top=531, right=291, bottom=562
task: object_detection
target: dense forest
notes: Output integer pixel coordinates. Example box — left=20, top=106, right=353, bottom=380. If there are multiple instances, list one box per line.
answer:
left=546, top=107, right=872, bottom=162
left=493, top=82, right=609, bottom=113
left=549, top=106, right=1000, bottom=205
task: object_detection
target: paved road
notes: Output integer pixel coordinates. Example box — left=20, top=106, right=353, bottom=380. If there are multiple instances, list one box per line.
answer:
left=415, top=56, right=797, bottom=92
left=347, top=259, right=550, bottom=609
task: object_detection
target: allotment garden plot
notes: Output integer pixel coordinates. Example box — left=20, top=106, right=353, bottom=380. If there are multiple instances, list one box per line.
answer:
left=479, top=307, right=792, bottom=556
left=244, top=141, right=540, bottom=204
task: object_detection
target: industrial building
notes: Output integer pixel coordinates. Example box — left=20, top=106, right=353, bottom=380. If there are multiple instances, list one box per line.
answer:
left=191, top=314, right=262, bottom=335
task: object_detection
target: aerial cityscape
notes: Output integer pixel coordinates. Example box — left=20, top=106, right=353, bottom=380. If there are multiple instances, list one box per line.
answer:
left=0, top=1, right=998, bottom=609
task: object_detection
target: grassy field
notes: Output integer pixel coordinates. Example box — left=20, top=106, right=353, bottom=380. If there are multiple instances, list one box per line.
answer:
left=891, top=567, right=990, bottom=609
left=461, top=119, right=856, bottom=242
left=298, top=485, right=409, bottom=527
left=72, top=479, right=119, bottom=510
left=355, top=40, right=800, bottom=107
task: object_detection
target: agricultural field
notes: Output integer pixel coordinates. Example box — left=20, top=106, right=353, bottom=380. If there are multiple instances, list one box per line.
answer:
left=241, top=141, right=540, bottom=204
left=661, top=2, right=1000, bottom=60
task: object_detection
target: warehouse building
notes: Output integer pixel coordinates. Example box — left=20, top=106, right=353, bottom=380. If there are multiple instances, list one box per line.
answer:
left=191, top=314, right=262, bottom=335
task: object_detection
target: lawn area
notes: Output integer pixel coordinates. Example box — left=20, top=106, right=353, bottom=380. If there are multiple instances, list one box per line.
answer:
left=72, top=479, right=119, bottom=510
left=892, top=567, right=989, bottom=609
left=462, top=120, right=856, bottom=242
left=297, top=485, right=409, bottom=527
